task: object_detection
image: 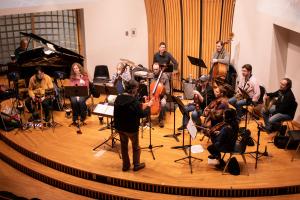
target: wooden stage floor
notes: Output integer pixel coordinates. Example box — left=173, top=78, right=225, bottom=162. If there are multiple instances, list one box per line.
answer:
left=1, top=106, right=300, bottom=192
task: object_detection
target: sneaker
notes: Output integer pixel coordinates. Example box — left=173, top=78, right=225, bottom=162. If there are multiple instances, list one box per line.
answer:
left=177, top=125, right=186, bottom=131
left=159, top=120, right=164, bottom=128
left=133, top=163, right=145, bottom=171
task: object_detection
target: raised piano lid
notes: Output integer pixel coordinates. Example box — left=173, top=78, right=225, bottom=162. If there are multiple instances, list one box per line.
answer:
left=20, top=32, right=84, bottom=60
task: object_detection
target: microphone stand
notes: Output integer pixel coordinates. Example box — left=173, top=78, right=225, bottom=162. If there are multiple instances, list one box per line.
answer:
left=140, top=76, right=163, bottom=160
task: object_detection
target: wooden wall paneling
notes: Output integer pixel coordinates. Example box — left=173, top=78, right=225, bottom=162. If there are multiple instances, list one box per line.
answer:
left=145, top=0, right=235, bottom=90
left=182, top=0, right=201, bottom=80
left=220, top=0, right=235, bottom=59
left=201, top=0, right=222, bottom=75
left=144, top=0, right=154, bottom=68
left=164, top=0, right=182, bottom=90
left=144, top=0, right=166, bottom=68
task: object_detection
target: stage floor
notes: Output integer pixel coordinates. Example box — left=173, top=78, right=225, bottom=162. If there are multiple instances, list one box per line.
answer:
left=2, top=107, right=300, bottom=192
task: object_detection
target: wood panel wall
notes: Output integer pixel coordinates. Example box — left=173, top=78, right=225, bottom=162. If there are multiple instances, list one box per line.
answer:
left=144, top=0, right=235, bottom=90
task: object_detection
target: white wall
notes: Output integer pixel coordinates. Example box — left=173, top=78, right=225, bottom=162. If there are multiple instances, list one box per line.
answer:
left=232, top=0, right=300, bottom=122
left=0, top=0, right=148, bottom=78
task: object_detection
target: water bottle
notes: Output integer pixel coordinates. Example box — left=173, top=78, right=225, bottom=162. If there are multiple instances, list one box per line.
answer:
left=189, top=74, right=192, bottom=83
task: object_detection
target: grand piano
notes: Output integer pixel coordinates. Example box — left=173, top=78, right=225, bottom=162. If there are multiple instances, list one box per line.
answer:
left=16, top=32, right=84, bottom=81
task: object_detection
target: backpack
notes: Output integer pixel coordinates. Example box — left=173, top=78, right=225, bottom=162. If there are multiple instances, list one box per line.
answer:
left=227, top=157, right=240, bottom=175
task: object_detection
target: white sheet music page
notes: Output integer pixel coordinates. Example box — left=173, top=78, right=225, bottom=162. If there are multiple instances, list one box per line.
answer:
left=93, top=104, right=107, bottom=114
left=187, top=119, right=197, bottom=140
left=105, top=105, right=114, bottom=116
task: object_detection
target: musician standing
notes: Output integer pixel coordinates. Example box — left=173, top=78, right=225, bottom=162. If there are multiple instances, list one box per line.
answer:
left=114, top=80, right=152, bottom=172
left=69, top=62, right=89, bottom=125
left=111, top=62, right=131, bottom=94
left=178, top=75, right=215, bottom=130
left=261, top=78, right=297, bottom=133
left=207, top=109, right=239, bottom=169
left=152, top=63, right=170, bottom=128
left=25, top=67, right=53, bottom=122
left=209, top=40, right=230, bottom=79
left=228, top=64, right=260, bottom=120
left=153, top=42, right=178, bottom=69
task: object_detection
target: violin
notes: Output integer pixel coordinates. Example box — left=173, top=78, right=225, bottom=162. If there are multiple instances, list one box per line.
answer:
left=196, top=121, right=227, bottom=138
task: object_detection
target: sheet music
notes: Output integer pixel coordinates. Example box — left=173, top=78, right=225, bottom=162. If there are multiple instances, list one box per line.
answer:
left=187, top=119, right=197, bottom=140
left=93, top=104, right=114, bottom=117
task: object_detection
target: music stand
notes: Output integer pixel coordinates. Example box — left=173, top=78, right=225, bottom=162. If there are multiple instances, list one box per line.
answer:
left=159, top=63, right=174, bottom=95
left=174, top=119, right=203, bottom=174
left=246, top=119, right=269, bottom=169
left=171, top=96, right=191, bottom=155
left=65, top=86, right=89, bottom=134
left=164, top=95, right=181, bottom=142
left=92, top=104, right=121, bottom=158
left=64, top=86, right=89, bottom=97
left=187, top=56, right=207, bottom=76
left=94, top=84, right=118, bottom=131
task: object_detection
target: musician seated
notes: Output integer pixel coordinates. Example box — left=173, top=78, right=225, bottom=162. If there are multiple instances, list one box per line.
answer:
left=178, top=75, right=215, bottom=130
left=25, top=67, right=53, bottom=122
left=207, top=108, right=239, bottom=169
left=69, top=63, right=90, bottom=125
left=111, top=62, right=131, bottom=94
left=203, top=86, right=229, bottom=127
left=261, top=78, right=297, bottom=133
left=152, top=63, right=170, bottom=128
left=14, top=38, right=28, bottom=61
left=228, top=64, right=260, bottom=120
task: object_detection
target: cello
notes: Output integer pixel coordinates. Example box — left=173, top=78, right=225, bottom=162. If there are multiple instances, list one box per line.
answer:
left=143, top=66, right=166, bottom=115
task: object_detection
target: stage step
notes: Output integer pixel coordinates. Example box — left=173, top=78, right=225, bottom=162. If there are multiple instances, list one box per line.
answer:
left=0, top=141, right=191, bottom=200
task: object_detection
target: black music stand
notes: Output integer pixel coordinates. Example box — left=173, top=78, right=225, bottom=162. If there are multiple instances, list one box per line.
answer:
left=171, top=96, right=190, bottom=155
left=174, top=116, right=203, bottom=174
left=65, top=86, right=89, bottom=134
left=246, top=119, right=269, bottom=169
left=187, top=56, right=207, bottom=76
left=164, top=95, right=181, bottom=142
left=92, top=104, right=121, bottom=158
left=159, top=63, right=174, bottom=95
left=94, top=84, right=118, bottom=131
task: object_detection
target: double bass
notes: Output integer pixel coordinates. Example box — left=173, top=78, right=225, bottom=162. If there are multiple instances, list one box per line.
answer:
left=211, top=33, right=234, bottom=83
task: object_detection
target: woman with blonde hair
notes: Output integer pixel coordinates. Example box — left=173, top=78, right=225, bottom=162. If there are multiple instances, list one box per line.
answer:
left=69, top=62, right=89, bottom=126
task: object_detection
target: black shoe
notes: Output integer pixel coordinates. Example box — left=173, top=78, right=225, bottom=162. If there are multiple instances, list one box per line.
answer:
left=122, top=165, right=130, bottom=172
left=44, top=115, right=50, bottom=122
left=260, top=126, right=270, bottom=133
left=133, top=163, right=145, bottom=171
left=70, top=121, right=78, bottom=126
left=177, top=125, right=186, bottom=131
left=208, top=155, right=218, bottom=159
left=159, top=120, right=164, bottom=128
left=215, top=159, right=226, bottom=170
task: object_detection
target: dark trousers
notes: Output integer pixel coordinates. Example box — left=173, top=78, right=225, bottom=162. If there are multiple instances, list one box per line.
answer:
left=25, top=97, right=51, bottom=120
left=70, top=96, right=88, bottom=122
left=118, top=131, right=141, bottom=168
left=207, top=144, right=221, bottom=159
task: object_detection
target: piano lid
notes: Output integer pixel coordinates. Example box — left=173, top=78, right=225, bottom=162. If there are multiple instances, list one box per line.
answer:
left=20, top=32, right=84, bottom=60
